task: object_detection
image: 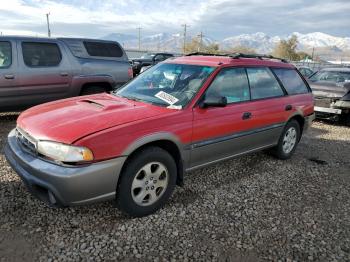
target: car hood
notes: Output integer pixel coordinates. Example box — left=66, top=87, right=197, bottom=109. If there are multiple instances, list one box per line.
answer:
left=132, top=58, right=152, bottom=63
left=17, top=93, right=171, bottom=144
left=309, top=81, right=350, bottom=99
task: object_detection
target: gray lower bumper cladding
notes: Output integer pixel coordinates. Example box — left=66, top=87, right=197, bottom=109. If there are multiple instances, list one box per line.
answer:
left=4, top=129, right=126, bottom=206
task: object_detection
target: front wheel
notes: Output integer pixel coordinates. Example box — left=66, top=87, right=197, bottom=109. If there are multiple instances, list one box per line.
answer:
left=270, top=120, right=301, bottom=160
left=116, top=147, right=177, bottom=217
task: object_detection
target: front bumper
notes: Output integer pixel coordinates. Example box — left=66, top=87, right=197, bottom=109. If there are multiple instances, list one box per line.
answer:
left=314, top=98, right=350, bottom=116
left=4, top=129, right=127, bottom=206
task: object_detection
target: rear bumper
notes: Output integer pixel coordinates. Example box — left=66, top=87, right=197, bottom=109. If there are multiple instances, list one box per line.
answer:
left=4, top=129, right=127, bottom=206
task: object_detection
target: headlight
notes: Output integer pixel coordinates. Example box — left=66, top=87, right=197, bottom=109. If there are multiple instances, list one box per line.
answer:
left=37, top=141, right=94, bottom=163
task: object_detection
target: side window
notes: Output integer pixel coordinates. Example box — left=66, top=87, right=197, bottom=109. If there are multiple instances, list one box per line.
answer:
left=273, top=68, right=309, bottom=95
left=83, top=41, right=123, bottom=57
left=0, top=41, right=12, bottom=68
left=206, top=68, right=250, bottom=104
left=246, top=67, right=284, bottom=100
left=22, top=42, right=62, bottom=67
left=155, top=54, right=165, bottom=61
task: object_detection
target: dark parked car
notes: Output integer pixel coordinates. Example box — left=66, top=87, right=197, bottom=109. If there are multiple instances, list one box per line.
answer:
left=309, top=67, right=350, bottom=123
left=131, top=53, right=174, bottom=75
left=5, top=53, right=314, bottom=217
left=297, top=66, right=314, bottom=79
left=0, top=36, right=132, bottom=112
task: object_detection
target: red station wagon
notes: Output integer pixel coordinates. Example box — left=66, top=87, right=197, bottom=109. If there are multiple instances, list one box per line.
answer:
left=5, top=53, right=315, bottom=217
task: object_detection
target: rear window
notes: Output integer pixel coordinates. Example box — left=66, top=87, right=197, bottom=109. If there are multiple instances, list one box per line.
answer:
left=83, top=41, right=123, bottom=57
left=22, top=42, right=62, bottom=67
left=0, top=41, right=11, bottom=68
left=273, top=68, right=309, bottom=95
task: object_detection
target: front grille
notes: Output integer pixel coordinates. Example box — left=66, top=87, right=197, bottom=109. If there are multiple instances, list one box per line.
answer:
left=15, top=128, right=37, bottom=154
left=314, top=97, right=334, bottom=108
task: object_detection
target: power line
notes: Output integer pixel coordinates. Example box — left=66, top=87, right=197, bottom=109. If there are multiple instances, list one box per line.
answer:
left=46, top=13, right=51, bottom=37
left=137, top=27, right=142, bottom=51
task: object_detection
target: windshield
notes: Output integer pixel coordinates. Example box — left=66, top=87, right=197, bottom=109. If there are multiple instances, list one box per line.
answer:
left=140, top=53, right=155, bottom=59
left=309, top=70, right=350, bottom=83
left=116, top=63, right=215, bottom=108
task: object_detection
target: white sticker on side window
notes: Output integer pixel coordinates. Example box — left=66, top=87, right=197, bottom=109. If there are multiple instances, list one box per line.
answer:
left=155, top=91, right=179, bottom=105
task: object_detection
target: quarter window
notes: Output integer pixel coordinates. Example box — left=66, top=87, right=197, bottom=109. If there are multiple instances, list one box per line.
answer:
left=0, top=41, right=12, bottom=68
left=246, top=67, right=284, bottom=100
left=273, top=68, right=309, bottom=95
left=22, top=42, right=62, bottom=67
left=83, top=41, right=123, bottom=57
left=206, top=68, right=250, bottom=103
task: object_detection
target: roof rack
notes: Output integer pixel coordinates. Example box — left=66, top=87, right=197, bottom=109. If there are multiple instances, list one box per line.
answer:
left=185, top=52, right=229, bottom=57
left=185, top=52, right=288, bottom=63
left=229, top=53, right=288, bottom=63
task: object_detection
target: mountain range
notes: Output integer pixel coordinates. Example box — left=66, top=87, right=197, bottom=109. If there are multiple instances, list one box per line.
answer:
left=103, top=32, right=350, bottom=60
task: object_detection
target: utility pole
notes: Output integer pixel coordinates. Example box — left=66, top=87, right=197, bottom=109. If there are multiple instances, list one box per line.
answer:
left=311, top=47, right=315, bottom=61
left=157, top=35, right=161, bottom=51
left=198, top=31, right=204, bottom=52
left=137, top=27, right=142, bottom=51
left=182, top=24, right=189, bottom=54
left=46, top=13, right=51, bottom=37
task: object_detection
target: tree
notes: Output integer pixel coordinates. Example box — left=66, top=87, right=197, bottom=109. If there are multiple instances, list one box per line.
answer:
left=272, top=35, right=300, bottom=60
left=226, top=45, right=256, bottom=54
left=297, top=51, right=311, bottom=60
left=184, top=37, right=219, bottom=54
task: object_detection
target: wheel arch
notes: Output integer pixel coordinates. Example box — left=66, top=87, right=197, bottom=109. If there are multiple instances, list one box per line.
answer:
left=287, top=113, right=305, bottom=139
left=120, top=133, right=188, bottom=186
left=80, top=82, right=113, bottom=95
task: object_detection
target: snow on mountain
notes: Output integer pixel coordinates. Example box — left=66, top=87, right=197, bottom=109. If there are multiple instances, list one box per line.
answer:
left=102, top=33, right=137, bottom=43
left=220, top=32, right=280, bottom=53
left=293, top=32, right=350, bottom=50
left=102, top=32, right=350, bottom=54
left=221, top=32, right=350, bottom=53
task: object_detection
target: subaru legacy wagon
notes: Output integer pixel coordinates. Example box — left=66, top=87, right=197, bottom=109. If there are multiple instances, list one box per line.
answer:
left=5, top=53, right=315, bottom=217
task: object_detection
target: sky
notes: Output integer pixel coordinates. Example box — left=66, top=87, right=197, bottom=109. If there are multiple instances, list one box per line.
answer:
left=0, top=0, right=349, bottom=40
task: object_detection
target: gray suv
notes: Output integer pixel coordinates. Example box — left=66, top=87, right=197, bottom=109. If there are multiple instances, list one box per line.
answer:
left=0, top=36, right=132, bottom=111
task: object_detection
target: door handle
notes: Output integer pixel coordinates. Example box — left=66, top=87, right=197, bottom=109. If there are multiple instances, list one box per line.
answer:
left=4, top=74, right=15, bottom=80
left=60, top=72, right=68, bottom=77
left=242, top=112, right=252, bottom=120
left=285, top=105, right=292, bottom=111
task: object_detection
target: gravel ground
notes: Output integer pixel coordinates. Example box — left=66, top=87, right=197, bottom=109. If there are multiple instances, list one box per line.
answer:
left=0, top=113, right=349, bottom=262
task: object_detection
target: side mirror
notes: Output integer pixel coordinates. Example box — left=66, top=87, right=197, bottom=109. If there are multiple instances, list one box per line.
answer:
left=200, top=96, right=227, bottom=108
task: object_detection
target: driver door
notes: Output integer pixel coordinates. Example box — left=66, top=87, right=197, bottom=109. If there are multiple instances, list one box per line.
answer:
left=190, top=67, right=254, bottom=168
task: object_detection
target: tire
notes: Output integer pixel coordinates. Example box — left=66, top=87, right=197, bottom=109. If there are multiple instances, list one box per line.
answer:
left=81, top=86, right=107, bottom=95
left=116, top=147, right=177, bottom=217
left=339, top=114, right=350, bottom=126
left=270, top=120, right=301, bottom=160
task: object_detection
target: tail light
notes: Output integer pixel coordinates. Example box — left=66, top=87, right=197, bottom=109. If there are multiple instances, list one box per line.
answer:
left=128, top=67, right=134, bottom=79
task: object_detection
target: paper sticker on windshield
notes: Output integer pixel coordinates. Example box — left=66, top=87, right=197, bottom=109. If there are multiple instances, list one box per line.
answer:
left=167, top=105, right=182, bottom=110
left=155, top=91, right=179, bottom=105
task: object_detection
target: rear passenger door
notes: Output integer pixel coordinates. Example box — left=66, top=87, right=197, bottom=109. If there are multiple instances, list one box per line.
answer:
left=16, top=40, right=72, bottom=107
left=0, top=40, right=19, bottom=109
left=243, top=67, right=290, bottom=147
